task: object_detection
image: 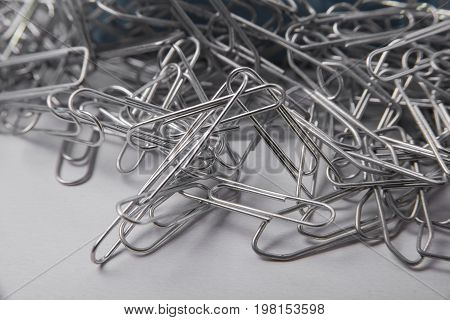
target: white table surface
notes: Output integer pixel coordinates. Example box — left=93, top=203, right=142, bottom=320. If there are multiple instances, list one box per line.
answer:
left=1, top=131, right=449, bottom=300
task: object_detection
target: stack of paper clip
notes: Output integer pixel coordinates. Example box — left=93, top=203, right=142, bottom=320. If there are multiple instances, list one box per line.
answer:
left=1, top=0, right=449, bottom=266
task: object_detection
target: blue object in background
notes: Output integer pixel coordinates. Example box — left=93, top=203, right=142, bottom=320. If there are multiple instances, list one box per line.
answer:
left=90, top=0, right=448, bottom=45
left=310, top=0, right=442, bottom=12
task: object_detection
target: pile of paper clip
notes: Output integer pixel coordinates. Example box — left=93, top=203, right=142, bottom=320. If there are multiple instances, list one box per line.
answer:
left=1, top=0, right=449, bottom=266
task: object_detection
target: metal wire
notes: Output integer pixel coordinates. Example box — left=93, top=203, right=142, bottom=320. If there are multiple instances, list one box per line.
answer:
left=0, top=0, right=449, bottom=266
